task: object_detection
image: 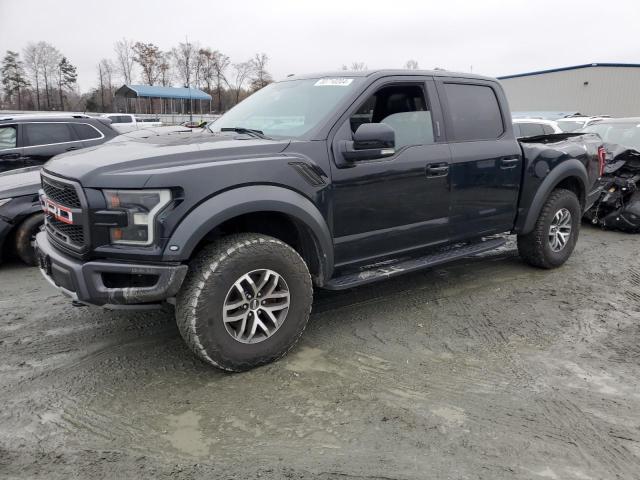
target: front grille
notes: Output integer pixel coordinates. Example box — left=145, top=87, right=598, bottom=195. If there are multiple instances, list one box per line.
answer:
left=46, top=217, right=85, bottom=245
left=42, top=177, right=81, bottom=208
left=41, top=172, right=88, bottom=253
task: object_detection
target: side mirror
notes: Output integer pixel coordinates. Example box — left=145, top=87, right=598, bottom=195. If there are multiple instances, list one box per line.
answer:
left=342, top=123, right=395, bottom=161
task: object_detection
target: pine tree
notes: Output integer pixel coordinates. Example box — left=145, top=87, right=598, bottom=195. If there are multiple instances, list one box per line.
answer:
left=1, top=50, right=29, bottom=109
left=57, top=57, right=77, bottom=110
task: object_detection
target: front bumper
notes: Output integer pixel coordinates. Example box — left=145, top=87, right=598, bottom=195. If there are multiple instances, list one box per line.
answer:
left=0, top=217, right=12, bottom=262
left=35, top=231, right=188, bottom=308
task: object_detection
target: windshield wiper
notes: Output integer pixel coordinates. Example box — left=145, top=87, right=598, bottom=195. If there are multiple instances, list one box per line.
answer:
left=220, top=127, right=270, bottom=139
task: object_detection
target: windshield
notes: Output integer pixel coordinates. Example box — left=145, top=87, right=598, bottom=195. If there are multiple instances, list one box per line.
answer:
left=582, top=122, right=640, bottom=150
left=210, top=77, right=362, bottom=139
left=557, top=120, right=585, bottom=132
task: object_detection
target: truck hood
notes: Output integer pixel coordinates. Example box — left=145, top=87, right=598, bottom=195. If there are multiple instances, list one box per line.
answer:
left=44, top=130, right=291, bottom=188
left=0, top=166, right=41, bottom=198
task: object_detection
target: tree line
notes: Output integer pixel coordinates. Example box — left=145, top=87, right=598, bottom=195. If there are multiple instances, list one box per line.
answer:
left=1, top=37, right=423, bottom=114
left=2, top=42, right=78, bottom=111
left=0, top=39, right=274, bottom=114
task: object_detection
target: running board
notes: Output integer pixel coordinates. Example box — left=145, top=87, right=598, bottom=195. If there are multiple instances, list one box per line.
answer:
left=324, top=238, right=507, bottom=290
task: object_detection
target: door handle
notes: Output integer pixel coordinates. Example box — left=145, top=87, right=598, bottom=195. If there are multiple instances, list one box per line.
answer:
left=66, top=146, right=79, bottom=151
left=0, top=153, right=20, bottom=160
left=500, top=157, right=520, bottom=169
left=426, top=163, right=449, bottom=177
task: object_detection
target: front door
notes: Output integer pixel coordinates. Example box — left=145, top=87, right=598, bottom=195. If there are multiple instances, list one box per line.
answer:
left=330, top=78, right=452, bottom=268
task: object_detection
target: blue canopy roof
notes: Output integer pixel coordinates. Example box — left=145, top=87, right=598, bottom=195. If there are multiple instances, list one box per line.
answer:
left=115, top=84, right=212, bottom=101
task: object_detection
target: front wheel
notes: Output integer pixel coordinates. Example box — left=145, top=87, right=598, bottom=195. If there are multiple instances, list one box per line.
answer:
left=15, top=213, right=44, bottom=266
left=176, top=233, right=313, bottom=371
left=517, top=188, right=581, bottom=269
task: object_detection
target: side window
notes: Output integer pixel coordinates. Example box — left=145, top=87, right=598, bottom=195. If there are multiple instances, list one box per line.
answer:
left=72, top=123, right=102, bottom=140
left=519, top=123, right=545, bottom=137
left=0, top=126, right=17, bottom=150
left=23, top=123, right=75, bottom=147
left=542, top=125, right=555, bottom=135
left=119, top=115, right=133, bottom=124
left=443, top=83, right=504, bottom=141
left=349, top=84, right=435, bottom=149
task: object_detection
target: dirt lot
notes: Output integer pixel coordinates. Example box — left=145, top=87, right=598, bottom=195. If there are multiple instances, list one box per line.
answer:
left=1, top=226, right=639, bottom=479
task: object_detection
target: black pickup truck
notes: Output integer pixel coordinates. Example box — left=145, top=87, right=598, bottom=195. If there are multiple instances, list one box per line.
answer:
left=35, top=70, right=604, bottom=371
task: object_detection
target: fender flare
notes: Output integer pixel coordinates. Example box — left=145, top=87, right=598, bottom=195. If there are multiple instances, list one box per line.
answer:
left=519, top=159, right=588, bottom=234
left=162, top=185, right=334, bottom=280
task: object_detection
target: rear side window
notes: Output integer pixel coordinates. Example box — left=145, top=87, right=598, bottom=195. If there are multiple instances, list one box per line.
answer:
left=443, top=83, right=504, bottom=141
left=519, top=123, right=545, bottom=137
left=110, top=115, right=132, bottom=123
left=0, top=126, right=17, bottom=150
left=23, top=123, right=75, bottom=147
left=73, top=123, right=102, bottom=140
left=542, top=125, right=555, bottom=135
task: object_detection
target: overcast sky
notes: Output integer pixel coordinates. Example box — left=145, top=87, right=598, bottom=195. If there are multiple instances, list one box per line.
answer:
left=1, top=0, right=639, bottom=91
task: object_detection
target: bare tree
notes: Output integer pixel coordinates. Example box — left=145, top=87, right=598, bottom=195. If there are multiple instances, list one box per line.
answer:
left=197, top=48, right=216, bottom=93
left=229, top=61, right=255, bottom=104
left=132, top=42, right=162, bottom=85
left=157, top=52, right=172, bottom=86
left=24, top=42, right=62, bottom=110
left=23, top=43, right=44, bottom=109
left=212, top=51, right=230, bottom=112
left=114, top=38, right=135, bottom=84
left=97, top=58, right=115, bottom=112
left=405, top=59, right=419, bottom=70
left=351, top=62, right=367, bottom=71
left=250, top=52, right=272, bottom=91
left=172, top=40, right=200, bottom=88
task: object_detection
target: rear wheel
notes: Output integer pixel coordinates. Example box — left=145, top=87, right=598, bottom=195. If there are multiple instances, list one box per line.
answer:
left=176, top=233, right=313, bottom=371
left=15, top=213, right=44, bottom=266
left=517, top=188, right=581, bottom=269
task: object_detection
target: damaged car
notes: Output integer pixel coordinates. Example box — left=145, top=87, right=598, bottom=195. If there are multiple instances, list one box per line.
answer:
left=582, top=118, right=640, bottom=232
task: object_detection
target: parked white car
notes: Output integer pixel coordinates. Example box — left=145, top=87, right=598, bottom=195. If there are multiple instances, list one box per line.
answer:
left=100, top=114, right=162, bottom=134
left=556, top=116, right=609, bottom=133
left=512, top=118, right=562, bottom=138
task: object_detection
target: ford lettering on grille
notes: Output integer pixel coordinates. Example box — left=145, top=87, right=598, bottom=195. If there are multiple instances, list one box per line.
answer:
left=43, top=197, right=74, bottom=224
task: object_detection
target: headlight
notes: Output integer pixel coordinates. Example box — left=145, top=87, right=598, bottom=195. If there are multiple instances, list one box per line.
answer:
left=103, top=189, right=171, bottom=245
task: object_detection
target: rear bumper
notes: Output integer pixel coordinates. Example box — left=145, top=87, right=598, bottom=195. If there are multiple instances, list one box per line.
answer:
left=35, top=232, right=187, bottom=308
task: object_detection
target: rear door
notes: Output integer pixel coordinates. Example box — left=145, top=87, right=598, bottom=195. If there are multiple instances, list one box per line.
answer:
left=21, top=122, right=80, bottom=167
left=437, top=79, right=522, bottom=240
left=0, top=124, right=24, bottom=173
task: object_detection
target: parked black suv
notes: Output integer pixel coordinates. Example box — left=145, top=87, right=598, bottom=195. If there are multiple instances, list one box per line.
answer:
left=0, top=116, right=117, bottom=264
left=35, top=70, right=604, bottom=371
left=0, top=115, right=117, bottom=173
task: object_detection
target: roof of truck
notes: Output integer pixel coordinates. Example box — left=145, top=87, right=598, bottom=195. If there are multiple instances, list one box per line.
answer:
left=285, top=69, right=495, bottom=82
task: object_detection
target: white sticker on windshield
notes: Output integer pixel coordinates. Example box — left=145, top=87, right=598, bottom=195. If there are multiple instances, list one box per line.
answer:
left=314, top=78, right=353, bottom=87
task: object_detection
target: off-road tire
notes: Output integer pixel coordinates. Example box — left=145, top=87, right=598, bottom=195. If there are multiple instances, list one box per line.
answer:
left=15, top=213, right=44, bottom=266
left=517, top=188, right=581, bottom=269
left=176, top=233, right=313, bottom=372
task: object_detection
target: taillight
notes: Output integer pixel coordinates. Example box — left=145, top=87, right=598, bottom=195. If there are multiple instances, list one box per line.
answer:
left=597, top=146, right=606, bottom=177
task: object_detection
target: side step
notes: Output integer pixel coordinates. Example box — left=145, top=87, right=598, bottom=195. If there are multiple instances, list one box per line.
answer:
left=324, top=238, right=506, bottom=290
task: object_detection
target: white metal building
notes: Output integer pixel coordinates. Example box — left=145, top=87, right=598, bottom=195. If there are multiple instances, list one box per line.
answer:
left=498, top=63, right=640, bottom=117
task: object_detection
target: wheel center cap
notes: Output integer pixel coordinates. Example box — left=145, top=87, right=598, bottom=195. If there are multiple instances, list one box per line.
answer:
left=250, top=299, right=260, bottom=310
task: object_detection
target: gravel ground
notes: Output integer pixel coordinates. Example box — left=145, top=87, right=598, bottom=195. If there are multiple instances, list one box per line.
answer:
left=1, top=226, right=639, bottom=479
